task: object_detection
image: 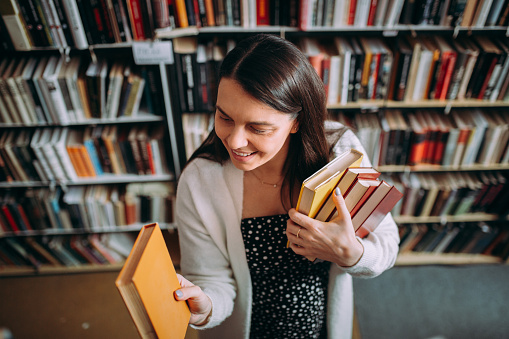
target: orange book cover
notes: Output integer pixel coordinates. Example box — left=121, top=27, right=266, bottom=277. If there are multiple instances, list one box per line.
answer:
left=204, top=0, right=215, bottom=26
left=116, top=223, right=191, bottom=339
left=351, top=180, right=392, bottom=230
left=77, top=145, right=96, bottom=177
left=296, top=148, right=363, bottom=219
left=355, top=185, right=403, bottom=238
left=66, top=146, right=87, bottom=177
left=174, top=0, right=189, bottom=27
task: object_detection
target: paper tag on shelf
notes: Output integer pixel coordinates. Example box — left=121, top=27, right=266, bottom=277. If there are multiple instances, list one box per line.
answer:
left=132, top=41, right=174, bottom=65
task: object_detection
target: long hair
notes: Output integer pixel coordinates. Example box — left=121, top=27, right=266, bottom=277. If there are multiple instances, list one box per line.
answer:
left=188, top=34, right=330, bottom=206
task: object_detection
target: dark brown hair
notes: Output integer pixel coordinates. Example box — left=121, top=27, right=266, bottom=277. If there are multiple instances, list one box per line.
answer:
left=188, top=34, right=330, bottom=206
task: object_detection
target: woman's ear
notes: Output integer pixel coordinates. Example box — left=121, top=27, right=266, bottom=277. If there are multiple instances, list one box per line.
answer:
left=291, top=121, right=299, bottom=134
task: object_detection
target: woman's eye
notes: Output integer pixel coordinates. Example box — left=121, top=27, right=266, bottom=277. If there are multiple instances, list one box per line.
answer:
left=251, top=127, right=267, bottom=134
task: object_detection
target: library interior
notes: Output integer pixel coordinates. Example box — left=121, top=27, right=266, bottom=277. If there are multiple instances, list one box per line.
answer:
left=1, top=0, right=509, bottom=338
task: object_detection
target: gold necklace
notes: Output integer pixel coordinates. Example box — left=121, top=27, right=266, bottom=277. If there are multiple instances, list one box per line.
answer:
left=250, top=170, right=282, bottom=188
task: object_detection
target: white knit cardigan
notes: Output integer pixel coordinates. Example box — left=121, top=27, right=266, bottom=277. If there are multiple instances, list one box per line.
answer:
left=176, top=122, right=400, bottom=339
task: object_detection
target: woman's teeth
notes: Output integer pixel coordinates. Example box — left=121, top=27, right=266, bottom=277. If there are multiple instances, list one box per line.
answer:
left=232, top=150, right=253, bottom=157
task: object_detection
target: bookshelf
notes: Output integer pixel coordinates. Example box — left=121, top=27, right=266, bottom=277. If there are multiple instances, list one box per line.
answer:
left=0, top=0, right=508, bottom=276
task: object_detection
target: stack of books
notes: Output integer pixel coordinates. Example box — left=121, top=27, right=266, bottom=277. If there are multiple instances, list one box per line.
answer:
left=297, top=148, right=403, bottom=238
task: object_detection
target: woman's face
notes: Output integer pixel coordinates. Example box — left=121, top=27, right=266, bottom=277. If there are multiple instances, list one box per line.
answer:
left=215, top=78, right=298, bottom=172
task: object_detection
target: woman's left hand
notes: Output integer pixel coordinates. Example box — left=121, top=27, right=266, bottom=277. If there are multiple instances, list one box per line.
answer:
left=286, top=188, right=364, bottom=266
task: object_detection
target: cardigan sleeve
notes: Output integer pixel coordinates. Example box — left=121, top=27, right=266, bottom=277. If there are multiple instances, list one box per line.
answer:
left=175, top=159, right=237, bottom=328
left=327, top=122, right=401, bottom=278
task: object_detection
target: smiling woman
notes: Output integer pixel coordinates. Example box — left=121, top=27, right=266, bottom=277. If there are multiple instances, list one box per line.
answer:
left=174, top=34, right=400, bottom=339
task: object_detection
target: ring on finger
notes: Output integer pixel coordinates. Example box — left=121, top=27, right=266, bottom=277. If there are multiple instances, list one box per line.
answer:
left=296, top=228, right=301, bottom=238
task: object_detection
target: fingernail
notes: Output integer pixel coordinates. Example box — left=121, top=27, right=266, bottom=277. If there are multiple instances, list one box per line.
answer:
left=175, top=290, right=183, bottom=299
left=335, top=187, right=341, bottom=196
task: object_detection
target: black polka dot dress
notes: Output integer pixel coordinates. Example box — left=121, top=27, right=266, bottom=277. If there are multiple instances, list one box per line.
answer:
left=241, top=214, right=331, bottom=339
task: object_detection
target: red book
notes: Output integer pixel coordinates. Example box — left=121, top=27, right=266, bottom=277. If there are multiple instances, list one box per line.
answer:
left=367, top=0, right=379, bottom=26
left=315, top=167, right=381, bottom=222
left=299, top=0, right=310, bottom=30
left=439, top=53, right=457, bottom=100
left=146, top=142, right=156, bottom=175
left=354, top=184, right=403, bottom=239
left=348, top=0, right=358, bottom=25
left=1, top=205, right=19, bottom=232
left=257, top=0, right=270, bottom=26
left=126, top=0, right=146, bottom=40
left=351, top=181, right=393, bottom=231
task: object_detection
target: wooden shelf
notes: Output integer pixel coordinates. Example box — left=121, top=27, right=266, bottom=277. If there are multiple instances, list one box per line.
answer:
left=394, top=214, right=503, bottom=224
left=0, top=174, right=174, bottom=188
left=377, top=164, right=509, bottom=173
left=327, top=99, right=509, bottom=110
left=0, top=263, right=125, bottom=277
left=0, top=222, right=176, bottom=238
left=396, top=252, right=505, bottom=266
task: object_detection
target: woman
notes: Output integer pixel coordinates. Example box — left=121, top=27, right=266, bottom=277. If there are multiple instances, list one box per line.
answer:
left=174, top=34, right=399, bottom=339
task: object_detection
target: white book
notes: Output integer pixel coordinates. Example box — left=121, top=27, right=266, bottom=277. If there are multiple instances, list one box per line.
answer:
left=412, top=48, right=433, bottom=101
left=0, top=0, right=32, bottom=50
left=47, top=0, right=69, bottom=48
left=461, top=110, right=488, bottom=166
left=384, top=0, right=405, bottom=27
left=332, top=0, right=346, bottom=26
left=490, top=40, right=509, bottom=101
left=39, top=0, right=62, bottom=47
left=30, top=128, right=56, bottom=181
left=60, top=0, right=89, bottom=49
left=334, top=37, right=353, bottom=105
left=43, top=56, right=69, bottom=124
left=473, top=0, right=494, bottom=27
left=327, top=54, right=342, bottom=105
left=105, top=63, right=124, bottom=119
left=42, top=128, right=68, bottom=181
left=52, top=127, right=79, bottom=181
left=354, top=0, right=371, bottom=27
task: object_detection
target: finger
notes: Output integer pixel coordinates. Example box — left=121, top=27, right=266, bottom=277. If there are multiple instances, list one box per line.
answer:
left=288, top=208, right=312, bottom=230
left=332, top=187, right=349, bottom=219
left=174, top=285, right=204, bottom=301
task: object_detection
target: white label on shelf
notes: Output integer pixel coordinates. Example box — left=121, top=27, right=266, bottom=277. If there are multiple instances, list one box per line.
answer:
left=132, top=41, right=174, bottom=65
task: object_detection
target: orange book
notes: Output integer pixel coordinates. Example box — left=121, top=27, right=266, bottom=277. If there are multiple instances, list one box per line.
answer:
left=116, top=223, right=191, bottom=339
left=296, top=148, right=363, bottom=219
left=355, top=185, right=403, bottom=238
left=66, top=146, right=87, bottom=177
left=204, top=0, right=215, bottom=26
left=77, top=145, right=96, bottom=177
left=174, top=0, right=189, bottom=27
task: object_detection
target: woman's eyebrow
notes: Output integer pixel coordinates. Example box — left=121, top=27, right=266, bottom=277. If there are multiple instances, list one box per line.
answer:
left=216, top=105, right=276, bottom=127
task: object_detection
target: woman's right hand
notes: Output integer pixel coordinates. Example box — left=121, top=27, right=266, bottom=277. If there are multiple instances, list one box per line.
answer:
left=174, top=274, right=213, bottom=326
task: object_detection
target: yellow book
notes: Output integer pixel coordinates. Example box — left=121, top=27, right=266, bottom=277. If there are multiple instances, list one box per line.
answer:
left=296, top=148, right=363, bottom=219
left=116, top=223, right=190, bottom=339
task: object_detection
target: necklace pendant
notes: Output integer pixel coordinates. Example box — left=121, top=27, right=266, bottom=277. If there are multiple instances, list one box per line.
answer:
left=273, top=184, right=277, bottom=188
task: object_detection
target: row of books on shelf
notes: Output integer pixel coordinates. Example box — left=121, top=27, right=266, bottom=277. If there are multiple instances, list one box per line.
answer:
left=298, top=0, right=509, bottom=30
left=398, top=221, right=509, bottom=261
left=297, top=35, right=509, bottom=106
left=0, top=55, right=164, bottom=125
left=154, top=0, right=509, bottom=33
left=0, top=0, right=174, bottom=50
left=0, top=232, right=136, bottom=268
left=0, top=125, right=170, bottom=184
left=171, top=34, right=509, bottom=114
left=388, top=171, right=508, bottom=218
left=0, top=182, right=175, bottom=235
left=344, top=109, right=509, bottom=168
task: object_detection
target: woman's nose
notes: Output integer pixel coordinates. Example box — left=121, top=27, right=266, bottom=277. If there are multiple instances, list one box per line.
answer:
left=227, top=126, right=249, bottom=149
